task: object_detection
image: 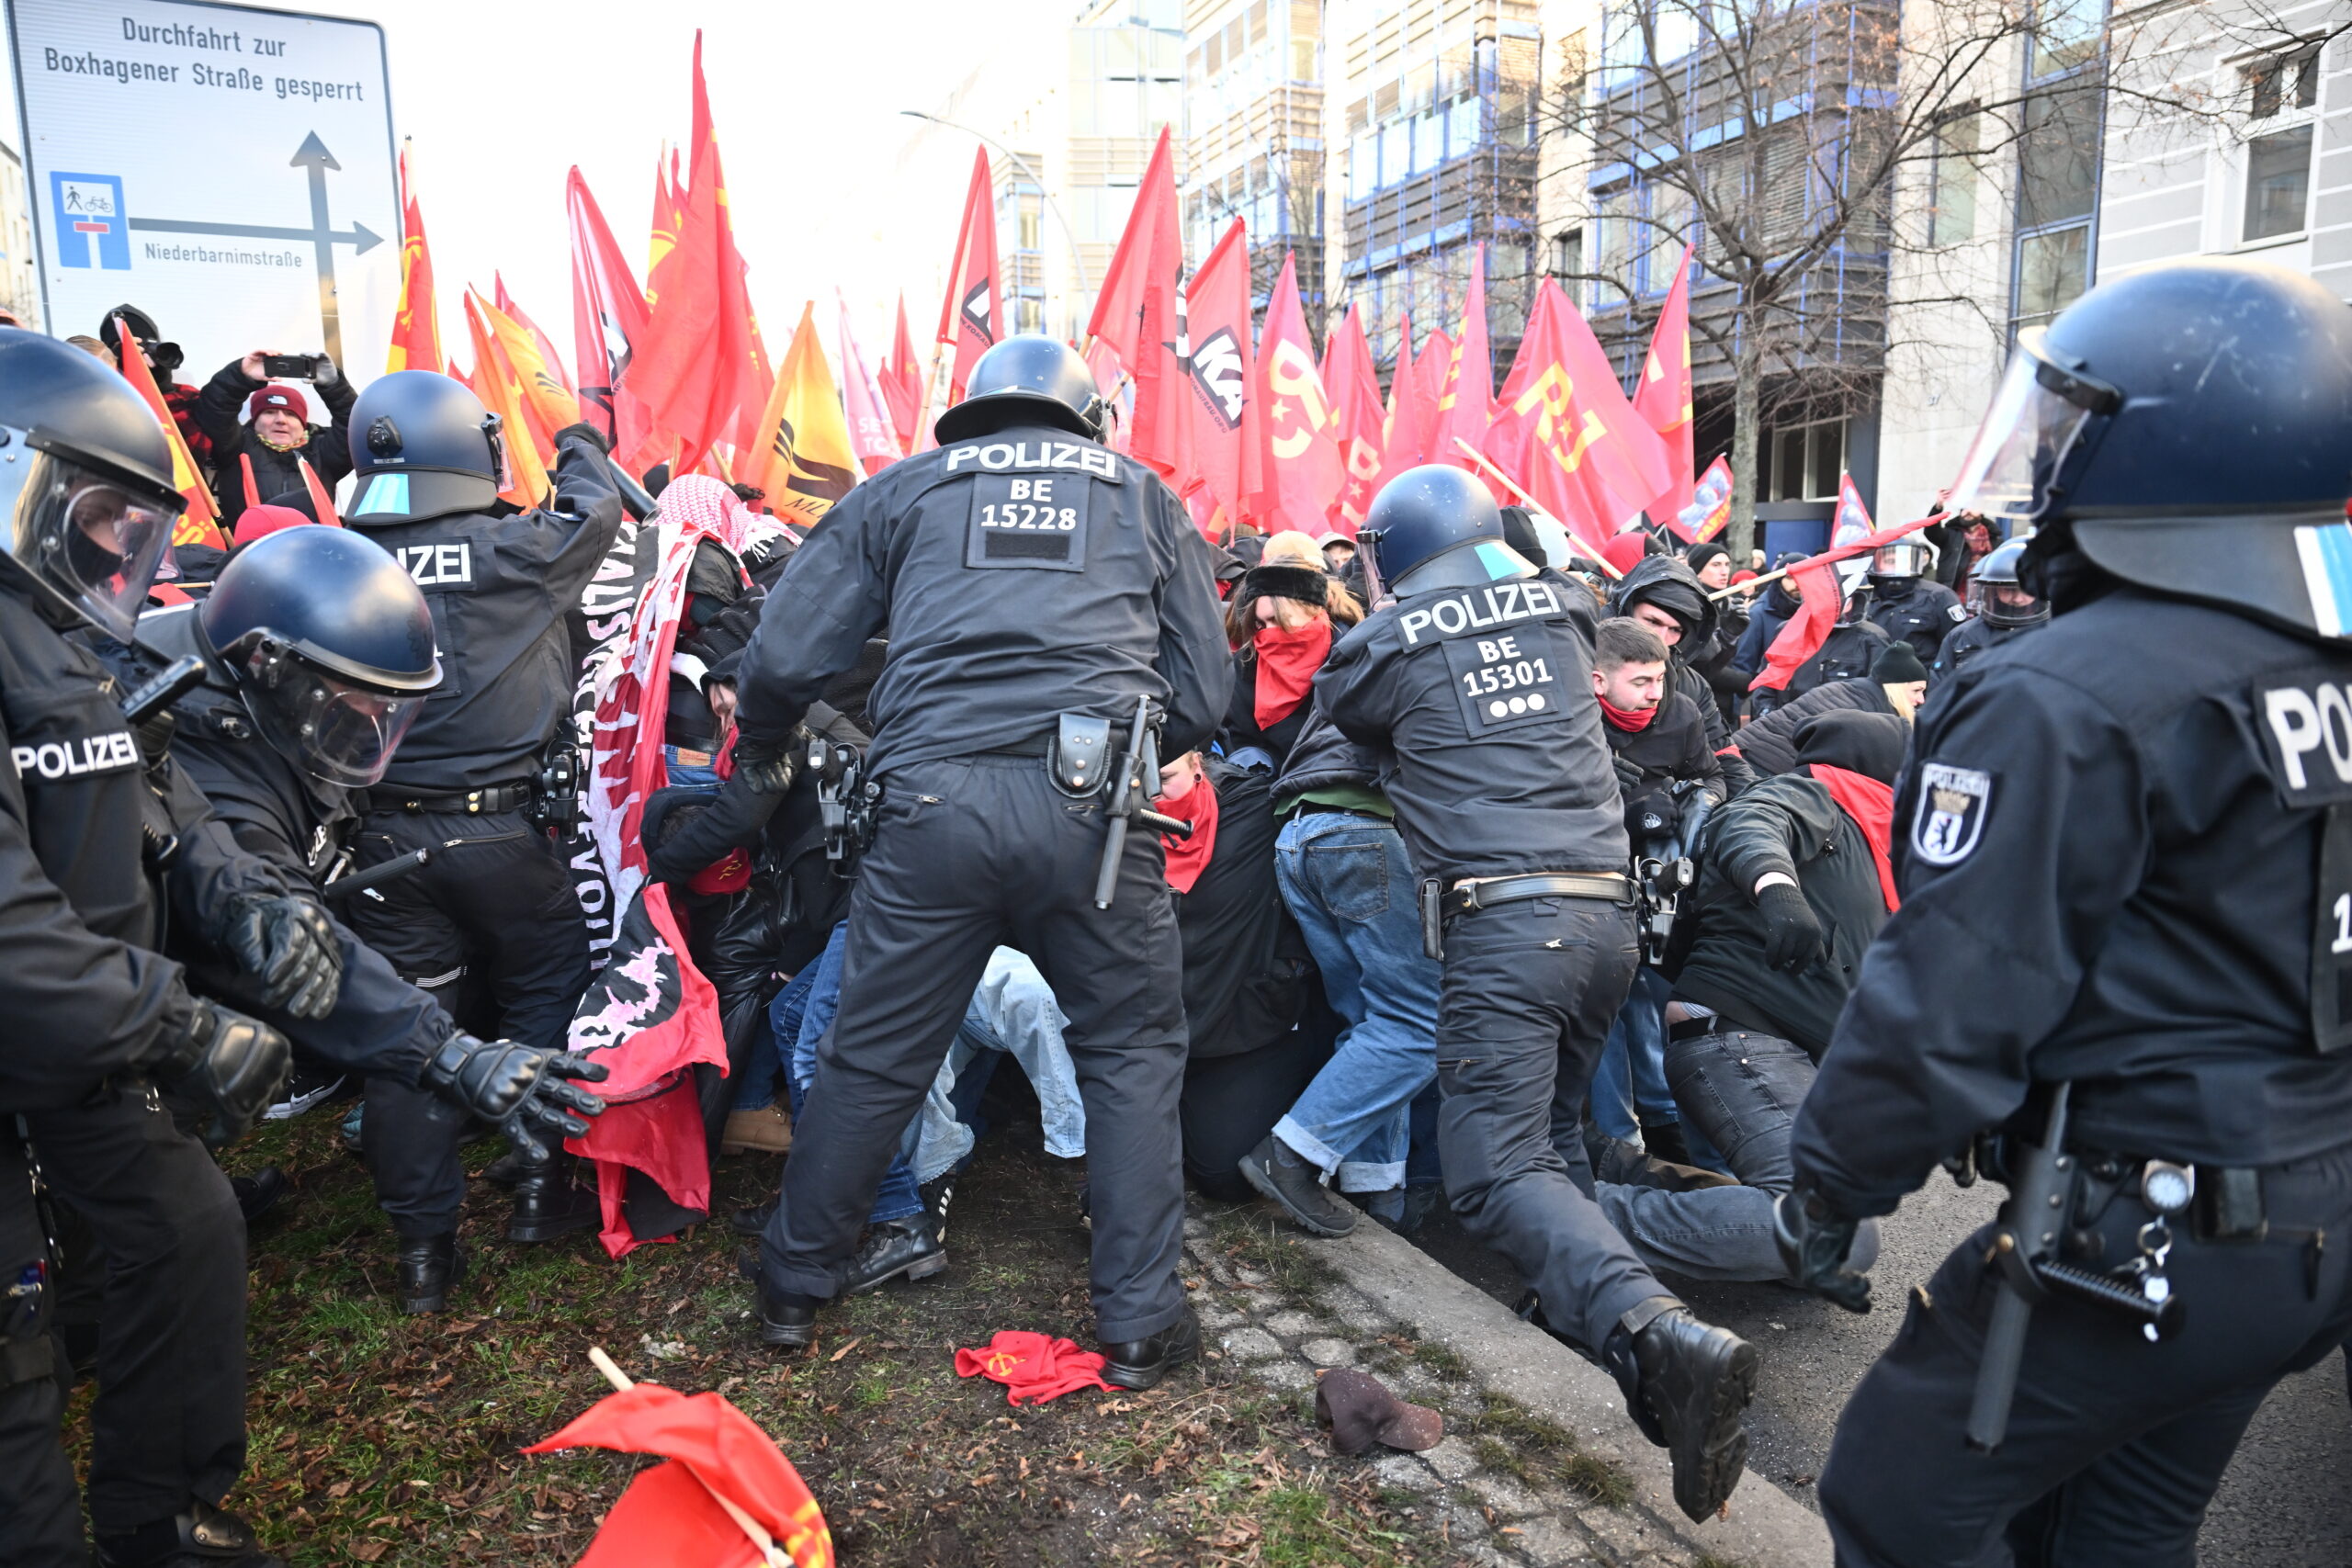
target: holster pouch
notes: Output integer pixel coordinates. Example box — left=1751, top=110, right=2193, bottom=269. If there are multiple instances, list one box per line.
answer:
left=1419, top=878, right=1444, bottom=962
left=1050, top=714, right=1114, bottom=798
left=2197, top=1166, right=2268, bottom=1241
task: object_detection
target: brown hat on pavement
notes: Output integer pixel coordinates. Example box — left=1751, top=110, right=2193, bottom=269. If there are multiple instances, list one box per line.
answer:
left=1316, top=1368, right=1444, bottom=1454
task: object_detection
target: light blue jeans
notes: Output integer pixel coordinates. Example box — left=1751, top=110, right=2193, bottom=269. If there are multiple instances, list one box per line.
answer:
left=1270, top=810, right=1443, bottom=1193
left=1590, top=966, right=1676, bottom=1139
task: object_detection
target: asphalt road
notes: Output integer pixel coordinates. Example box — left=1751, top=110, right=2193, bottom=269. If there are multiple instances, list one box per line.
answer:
left=1408, top=1173, right=2352, bottom=1564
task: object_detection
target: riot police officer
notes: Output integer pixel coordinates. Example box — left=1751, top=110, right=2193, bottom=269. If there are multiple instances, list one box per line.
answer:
left=730, top=335, right=1229, bottom=1383
left=106, top=527, right=609, bottom=1314
left=338, top=372, right=622, bottom=1242
left=1928, top=535, right=2047, bottom=683
left=1317, top=466, right=1758, bottom=1524
left=1775, top=257, right=2352, bottom=1563
left=1861, top=533, right=1964, bottom=665
left=0, top=329, right=303, bottom=1568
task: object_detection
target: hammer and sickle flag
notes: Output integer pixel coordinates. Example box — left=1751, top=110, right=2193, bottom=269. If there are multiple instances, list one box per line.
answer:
left=747, top=303, right=861, bottom=525
left=1242, top=251, right=1343, bottom=536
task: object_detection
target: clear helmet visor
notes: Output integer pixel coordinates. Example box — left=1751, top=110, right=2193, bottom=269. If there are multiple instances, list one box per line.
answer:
left=1970, top=577, right=2046, bottom=627
left=0, top=445, right=177, bottom=639
left=1944, top=335, right=2098, bottom=528
left=238, top=642, right=424, bottom=786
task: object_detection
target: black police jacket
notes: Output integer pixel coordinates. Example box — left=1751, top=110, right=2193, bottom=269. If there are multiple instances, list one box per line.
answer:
left=1864, top=576, right=1965, bottom=666
left=99, top=608, right=447, bottom=1083
left=1930, top=614, right=2041, bottom=685
left=1317, top=566, right=1627, bottom=881
left=1668, top=771, right=1889, bottom=1059
left=1733, top=679, right=1902, bottom=778
left=351, top=435, right=624, bottom=794
left=733, top=423, right=1231, bottom=777
left=1792, top=589, right=2352, bottom=1217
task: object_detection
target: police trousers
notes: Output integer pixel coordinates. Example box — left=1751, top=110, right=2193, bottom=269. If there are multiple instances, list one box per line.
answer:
left=1820, top=1134, right=2352, bottom=1568
left=0, top=1133, right=80, bottom=1568
left=25, top=1086, right=246, bottom=1534
left=1433, top=896, right=1671, bottom=1350
left=759, top=755, right=1191, bottom=1343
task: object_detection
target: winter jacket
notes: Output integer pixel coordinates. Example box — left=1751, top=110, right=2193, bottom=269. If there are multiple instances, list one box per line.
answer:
left=1731, top=679, right=1902, bottom=777
left=1605, top=692, right=1726, bottom=845
left=195, top=362, right=356, bottom=532
left=1607, top=554, right=1754, bottom=795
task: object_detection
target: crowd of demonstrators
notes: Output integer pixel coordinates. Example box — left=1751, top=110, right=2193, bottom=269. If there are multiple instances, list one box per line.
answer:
left=6, top=258, right=2343, bottom=1568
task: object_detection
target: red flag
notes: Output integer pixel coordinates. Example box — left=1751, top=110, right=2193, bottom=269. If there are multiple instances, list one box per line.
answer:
left=386, top=144, right=441, bottom=375
left=569, top=167, right=659, bottom=468
left=1832, top=471, right=1876, bottom=547
left=297, top=457, right=339, bottom=527
left=1087, top=126, right=1190, bottom=487
left=878, top=292, right=928, bottom=452
left=493, top=273, right=574, bottom=398
left=1485, top=279, right=1674, bottom=552
left=1182, top=218, right=1253, bottom=530
left=1750, top=514, right=1939, bottom=691
left=525, top=1379, right=833, bottom=1568
left=1634, top=247, right=1696, bottom=525
left=1322, top=304, right=1385, bottom=535
left=1431, top=245, right=1495, bottom=475
left=629, top=33, right=764, bottom=475
left=935, top=148, right=1001, bottom=403
left=115, top=312, right=224, bottom=549
left=1363, top=312, right=1432, bottom=503
left=837, top=294, right=902, bottom=474
left=1415, top=327, right=1453, bottom=418
left=646, top=144, right=684, bottom=304
left=1244, top=252, right=1343, bottom=536
left=1679, top=455, right=1733, bottom=543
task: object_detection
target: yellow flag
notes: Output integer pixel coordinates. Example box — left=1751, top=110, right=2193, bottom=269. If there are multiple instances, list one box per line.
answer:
left=746, top=303, right=860, bottom=525
left=473, top=290, right=581, bottom=457
left=463, top=293, right=551, bottom=508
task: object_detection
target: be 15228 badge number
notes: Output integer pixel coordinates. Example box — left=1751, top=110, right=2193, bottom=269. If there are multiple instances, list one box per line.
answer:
left=1912, top=761, right=1992, bottom=866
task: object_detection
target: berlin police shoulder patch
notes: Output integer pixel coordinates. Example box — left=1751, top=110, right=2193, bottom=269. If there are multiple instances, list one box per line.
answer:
left=1911, top=761, right=1992, bottom=867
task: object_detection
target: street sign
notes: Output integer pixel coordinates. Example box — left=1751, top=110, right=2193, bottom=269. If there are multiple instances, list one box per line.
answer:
left=6, top=0, right=396, bottom=416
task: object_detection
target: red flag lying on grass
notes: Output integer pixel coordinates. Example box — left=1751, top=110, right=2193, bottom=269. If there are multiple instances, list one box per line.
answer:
left=1750, top=516, right=1939, bottom=692
left=955, top=1332, right=1113, bottom=1406
left=526, top=1372, right=833, bottom=1567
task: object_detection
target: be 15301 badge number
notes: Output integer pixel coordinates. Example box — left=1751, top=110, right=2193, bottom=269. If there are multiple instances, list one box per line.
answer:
left=1912, top=761, right=1991, bottom=866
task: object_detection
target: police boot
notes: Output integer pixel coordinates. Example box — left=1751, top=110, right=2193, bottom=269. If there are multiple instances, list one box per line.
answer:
left=231, top=1166, right=291, bottom=1224
left=1101, top=1306, right=1202, bottom=1392
left=1238, top=1134, right=1358, bottom=1237
left=96, top=1499, right=286, bottom=1568
left=396, top=1232, right=466, bottom=1314
left=507, top=1153, right=599, bottom=1244
left=840, top=1217, right=946, bottom=1294
left=1603, top=1301, right=1758, bottom=1522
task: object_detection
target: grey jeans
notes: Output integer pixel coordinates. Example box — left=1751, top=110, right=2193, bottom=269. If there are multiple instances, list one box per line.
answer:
left=1597, top=1027, right=1881, bottom=1283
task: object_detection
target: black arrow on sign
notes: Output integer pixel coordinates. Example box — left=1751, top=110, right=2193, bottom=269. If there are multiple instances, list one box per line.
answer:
left=124, top=131, right=381, bottom=365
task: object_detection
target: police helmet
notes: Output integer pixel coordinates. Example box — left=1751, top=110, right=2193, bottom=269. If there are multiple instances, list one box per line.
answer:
left=934, top=336, right=1107, bottom=445
left=0, top=328, right=184, bottom=639
left=345, top=370, right=510, bottom=526
left=199, top=527, right=441, bottom=785
left=97, top=305, right=182, bottom=377
left=1359, top=464, right=1535, bottom=598
left=1967, top=536, right=2047, bottom=629
left=1871, top=536, right=1938, bottom=581
left=1944, top=257, right=2352, bottom=639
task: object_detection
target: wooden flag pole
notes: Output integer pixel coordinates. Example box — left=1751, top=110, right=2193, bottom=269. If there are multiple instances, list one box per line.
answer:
left=587, top=1347, right=791, bottom=1568
left=1449, top=438, right=1624, bottom=581
left=1705, top=516, right=1940, bottom=601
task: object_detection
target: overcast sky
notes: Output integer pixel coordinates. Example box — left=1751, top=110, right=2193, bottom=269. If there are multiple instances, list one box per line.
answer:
left=1, top=0, right=1069, bottom=368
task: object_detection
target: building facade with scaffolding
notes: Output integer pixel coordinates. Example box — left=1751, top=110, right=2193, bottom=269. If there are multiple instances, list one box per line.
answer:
left=1181, top=0, right=1329, bottom=337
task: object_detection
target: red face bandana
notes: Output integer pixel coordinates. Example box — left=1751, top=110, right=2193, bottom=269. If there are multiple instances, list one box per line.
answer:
left=1251, top=615, right=1332, bottom=729
left=1807, top=762, right=1898, bottom=911
left=1154, top=769, right=1220, bottom=895
left=1598, top=694, right=1659, bottom=732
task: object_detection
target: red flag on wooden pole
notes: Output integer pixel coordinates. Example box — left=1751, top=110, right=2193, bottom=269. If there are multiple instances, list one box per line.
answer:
left=1633, top=246, right=1696, bottom=525
left=386, top=143, right=441, bottom=375
left=1431, top=244, right=1494, bottom=478
left=1086, top=126, right=1190, bottom=489
left=1244, top=252, right=1343, bottom=536
left=935, top=149, right=1001, bottom=404
left=1321, top=304, right=1385, bottom=536
left=569, top=167, right=659, bottom=468
left=1182, top=219, right=1253, bottom=531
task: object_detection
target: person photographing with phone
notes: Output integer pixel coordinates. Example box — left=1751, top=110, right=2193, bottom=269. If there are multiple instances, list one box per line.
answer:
left=195, top=347, right=355, bottom=535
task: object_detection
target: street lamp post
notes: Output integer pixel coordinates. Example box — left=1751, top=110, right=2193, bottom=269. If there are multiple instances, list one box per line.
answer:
left=900, top=109, right=1092, bottom=344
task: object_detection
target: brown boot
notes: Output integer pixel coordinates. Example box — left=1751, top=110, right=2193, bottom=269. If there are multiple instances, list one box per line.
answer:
left=720, top=1103, right=793, bottom=1156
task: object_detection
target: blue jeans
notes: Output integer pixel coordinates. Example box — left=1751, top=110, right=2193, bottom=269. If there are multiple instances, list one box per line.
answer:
left=1270, top=811, right=1443, bottom=1193
left=1590, top=966, right=1675, bottom=1140
left=663, top=742, right=722, bottom=792
left=775, top=923, right=922, bottom=1224
left=910, top=948, right=1088, bottom=1178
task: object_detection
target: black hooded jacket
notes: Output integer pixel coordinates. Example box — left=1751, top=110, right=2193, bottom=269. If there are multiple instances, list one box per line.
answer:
left=1608, top=555, right=1754, bottom=795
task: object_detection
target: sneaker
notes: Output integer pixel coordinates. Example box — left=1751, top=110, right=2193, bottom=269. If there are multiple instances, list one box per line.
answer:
left=1238, top=1135, right=1357, bottom=1237
left=719, top=1104, right=792, bottom=1156
left=920, top=1173, right=956, bottom=1246
left=265, top=1063, right=347, bottom=1122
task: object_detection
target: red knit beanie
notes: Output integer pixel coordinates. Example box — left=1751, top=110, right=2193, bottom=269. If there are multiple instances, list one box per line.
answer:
left=246, top=383, right=302, bottom=422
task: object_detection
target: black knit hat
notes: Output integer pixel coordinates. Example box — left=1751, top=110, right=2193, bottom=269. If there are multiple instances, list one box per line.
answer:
left=1684, top=540, right=1729, bottom=575
left=1237, top=562, right=1329, bottom=608
left=1796, top=710, right=1908, bottom=785
left=1871, top=639, right=1929, bottom=686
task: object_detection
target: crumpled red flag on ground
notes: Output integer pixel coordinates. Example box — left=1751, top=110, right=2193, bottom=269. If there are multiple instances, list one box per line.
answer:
left=955, top=1331, right=1114, bottom=1406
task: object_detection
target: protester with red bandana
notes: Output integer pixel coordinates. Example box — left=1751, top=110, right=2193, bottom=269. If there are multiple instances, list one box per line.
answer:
left=1216, top=531, right=1362, bottom=770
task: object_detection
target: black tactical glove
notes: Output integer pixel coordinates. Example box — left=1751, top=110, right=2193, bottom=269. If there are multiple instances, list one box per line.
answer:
left=1624, top=788, right=1679, bottom=840
left=1611, top=755, right=1645, bottom=794
left=423, top=1034, right=609, bottom=1142
left=1757, top=882, right=1826, bottom=973
left=733, top=731, right=803, bottom=795
left=1773, top=1188, right=1872, bottom=1313
left=551, top=421, right=612, bottom=456
left=146, top=996, right=292, bottom=1148
left=210, top=890, right=342, bottom=1019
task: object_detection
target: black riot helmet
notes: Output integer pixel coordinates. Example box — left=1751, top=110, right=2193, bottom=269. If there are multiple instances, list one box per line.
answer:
left=198, top=527, right=441, bottom=785
left=1358, top=464, right=1536, bottom=600
left=1968, top=536, right=2048, bottom=629
left=345, top=370, right=511, bottom=525
left=97, top=304, right=183, bottom=377
left=934, top=335, right=1107, bottom=445
left=1945, top=257, right=2352, bottom=641
left=0, top=327, right=183, bottom=639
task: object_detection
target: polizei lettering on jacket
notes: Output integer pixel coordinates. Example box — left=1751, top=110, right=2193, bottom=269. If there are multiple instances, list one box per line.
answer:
left=1396, top=580, right=1564, bottom=646
left=12, top=731, right=140, bottom=781
left=2256, top=671, right=2352, bottom=806
left=943, top=441, right=1118, bottom=479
